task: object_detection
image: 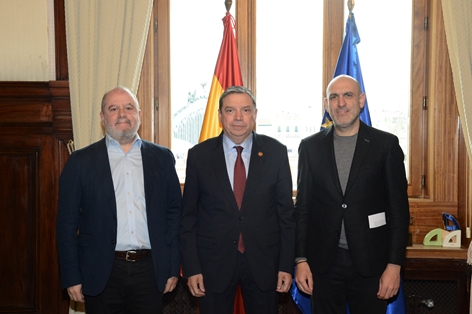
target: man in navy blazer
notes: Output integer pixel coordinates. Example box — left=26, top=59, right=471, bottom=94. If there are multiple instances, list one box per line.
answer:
left=180, top=86, right=295, bottom=313
left=56, top=87, right=182, bottom=313
left=295, top=75, right=410, bottom=314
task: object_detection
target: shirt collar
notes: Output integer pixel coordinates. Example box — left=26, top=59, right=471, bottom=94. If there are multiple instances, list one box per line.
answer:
left=105, top=133, right=142, bottom=151
left=222, top=132, right=253, bottom=154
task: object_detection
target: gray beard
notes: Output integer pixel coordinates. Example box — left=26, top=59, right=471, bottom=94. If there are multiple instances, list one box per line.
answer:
left=105, top=126, right=139, bottom=145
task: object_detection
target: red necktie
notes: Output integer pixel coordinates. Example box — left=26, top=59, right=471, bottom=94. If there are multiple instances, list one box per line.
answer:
left=234, top=146, right=246, bottom=253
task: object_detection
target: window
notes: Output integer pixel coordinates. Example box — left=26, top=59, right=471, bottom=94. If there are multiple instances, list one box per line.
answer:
left=344, top=1, right=412, bottom=180
left=255, top=0, right=323, bottom=187
left=147, top=0, right=428, bottom=197
left=169, top=1, right=236, bottom=182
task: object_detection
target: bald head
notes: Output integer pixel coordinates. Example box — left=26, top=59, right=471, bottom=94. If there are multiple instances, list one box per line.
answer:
left=101, top=86, right=140, bottom=113
left=326, top=75, right=362, bottom=97
left=324, top=75, right=365, bottom=136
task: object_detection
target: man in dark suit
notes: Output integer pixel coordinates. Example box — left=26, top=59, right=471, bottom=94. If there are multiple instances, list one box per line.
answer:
left=295, top=75, right=410, bottom=314
left=56, top=86, right=182, bottom=313
left=179, top=86, right=295, bottom=313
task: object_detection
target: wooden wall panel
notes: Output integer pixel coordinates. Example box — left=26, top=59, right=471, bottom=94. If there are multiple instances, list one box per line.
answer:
left=409, top=202, right=458, bottom=245
left=0, top=82, right=71, bottom=314
left=0, top=148, right=38, bottom=311
left=0, top=102, right=52, bottom=123
left=54, top=0, right=68, bottom=80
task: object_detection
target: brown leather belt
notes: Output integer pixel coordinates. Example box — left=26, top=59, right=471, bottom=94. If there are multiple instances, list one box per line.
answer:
left=114, top=250, right=151, bottom=262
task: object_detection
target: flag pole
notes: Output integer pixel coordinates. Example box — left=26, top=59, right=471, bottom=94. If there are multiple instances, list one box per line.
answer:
left=198, top=2, right=243, bottom=143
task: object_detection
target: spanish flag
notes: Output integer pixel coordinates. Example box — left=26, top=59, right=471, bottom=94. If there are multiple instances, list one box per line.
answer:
left=199, top=11, right=245, bottom=313
left=198, top=11, right=243, bottom=143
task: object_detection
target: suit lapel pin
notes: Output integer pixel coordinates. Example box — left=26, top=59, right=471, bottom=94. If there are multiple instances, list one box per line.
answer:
left=258, top=152, right=263, bottom=157
left=364, top=139, right=370, bottom=142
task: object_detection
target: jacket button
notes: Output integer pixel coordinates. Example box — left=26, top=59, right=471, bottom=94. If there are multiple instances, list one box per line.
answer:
left=239, top=216, right=244, bottom=221
left=342, top=204, right=347, bottom=209
left=233, top=240, right=237, bottom=244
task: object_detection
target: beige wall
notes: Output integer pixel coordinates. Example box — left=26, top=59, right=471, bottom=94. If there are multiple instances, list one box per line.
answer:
left=0, top=0, right=53, bottom=81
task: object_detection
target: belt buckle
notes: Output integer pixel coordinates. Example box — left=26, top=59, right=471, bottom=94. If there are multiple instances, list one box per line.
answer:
left=125, top=250, right=137, bottom=262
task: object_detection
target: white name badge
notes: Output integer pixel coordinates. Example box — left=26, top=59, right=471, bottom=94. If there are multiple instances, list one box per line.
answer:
left=368, top=212, right=386, bottom=229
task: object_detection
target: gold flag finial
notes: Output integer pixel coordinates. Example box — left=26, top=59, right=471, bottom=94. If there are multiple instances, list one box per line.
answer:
left=225, top=0, right=233, bottom=12
left=348, top=0, right=355, bottom=12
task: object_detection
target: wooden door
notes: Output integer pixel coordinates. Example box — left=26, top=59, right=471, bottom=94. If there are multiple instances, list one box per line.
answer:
left=0, top=82, right=71, bottom=314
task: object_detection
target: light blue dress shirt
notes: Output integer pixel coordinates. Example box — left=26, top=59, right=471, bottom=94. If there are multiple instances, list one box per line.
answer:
left=105, top=134, right=151, bottom=251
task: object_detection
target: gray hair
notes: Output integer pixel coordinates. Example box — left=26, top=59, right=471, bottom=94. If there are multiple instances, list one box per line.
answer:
left=219, top=86, right=256, bottom=110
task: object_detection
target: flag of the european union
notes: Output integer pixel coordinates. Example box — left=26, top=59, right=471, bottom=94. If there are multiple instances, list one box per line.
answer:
left=320, top=12, right=371, bottom=130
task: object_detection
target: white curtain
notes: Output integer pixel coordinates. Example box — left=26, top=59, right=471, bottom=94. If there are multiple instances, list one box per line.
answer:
left=65, top=0, right=153, bottom=150
left=64, top=1, right=153, bottom=312
left=441, top=0, right=472, bottom=162
left=441, top=1, right=472, bottom=313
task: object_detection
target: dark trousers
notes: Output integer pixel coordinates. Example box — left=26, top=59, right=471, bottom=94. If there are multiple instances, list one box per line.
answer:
left=199, top=252, right=278, bottom=314
left=84, top=256, right=163, bottom=314
left=311, top=247, right=387, bottom=314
